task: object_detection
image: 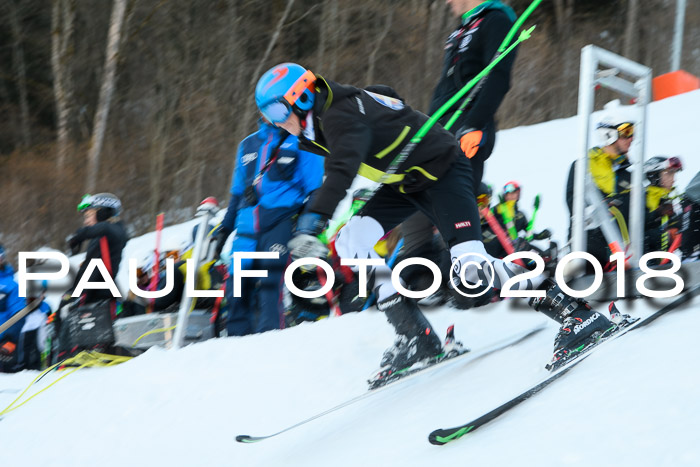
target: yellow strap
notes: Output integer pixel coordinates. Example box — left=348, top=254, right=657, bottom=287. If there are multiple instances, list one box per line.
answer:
left=374, top=126, right=411, bottom=159
left=608, top=206, right=630, bottom=245
left=405, top=165, right=437, bottom=181
left=357, top=163, right=405, bottom=184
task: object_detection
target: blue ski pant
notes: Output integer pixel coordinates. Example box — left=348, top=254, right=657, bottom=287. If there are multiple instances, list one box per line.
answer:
left=226, top=218, right=292, bottom=336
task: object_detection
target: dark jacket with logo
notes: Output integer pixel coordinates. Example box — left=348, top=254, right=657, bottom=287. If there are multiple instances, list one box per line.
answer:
left=429, top=2, right=516, bottom=135
left=302, top=78, right=461, bottom=218
left=221, top=120, right=324, bottom=237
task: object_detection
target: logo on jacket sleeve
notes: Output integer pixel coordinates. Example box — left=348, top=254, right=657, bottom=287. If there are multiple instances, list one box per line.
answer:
left=454, top=220, right=472, bottom=229
left=241, top=152, right=258, bottom=166
left=364, top=91, right=404, bottom=111
left=269, top=243, right=288, bottom=255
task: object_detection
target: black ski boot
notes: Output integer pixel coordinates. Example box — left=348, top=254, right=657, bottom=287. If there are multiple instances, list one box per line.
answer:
left=369, top=294, right=468, bottom=389
left=377, top=293, right=442, bottom=370
left=529, top=279, right=617, bottom=365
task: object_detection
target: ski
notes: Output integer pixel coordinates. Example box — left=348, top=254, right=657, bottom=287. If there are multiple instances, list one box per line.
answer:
left=235, top=324, right=546, bottom=444
left=428, top=284, right=700, bottom=446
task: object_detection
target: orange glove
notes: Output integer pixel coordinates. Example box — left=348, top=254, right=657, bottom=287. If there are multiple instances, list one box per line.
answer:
left=459, top=129, right=484, bottom=159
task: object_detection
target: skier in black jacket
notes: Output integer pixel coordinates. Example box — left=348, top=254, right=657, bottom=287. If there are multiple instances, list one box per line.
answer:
left=400, top=0, right=518, bottom=284
left=67, top=193, right=128, bottom=304
left=254, top=63, right=617, bottom=375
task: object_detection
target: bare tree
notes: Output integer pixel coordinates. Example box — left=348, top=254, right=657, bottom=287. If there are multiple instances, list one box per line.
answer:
left=5, top=1, right=31, bottom=148
left=237, top=0, right=296, bottom=169
left=366, top=9, right=394, bottom=84
left=85, top=0, right=128, bottom=193
left=424, top=0, right=448, bottom=110
left=553, top=0, right=575, bottom=116
left=50, top=0, right=76, bottom=169
left=623, top=0, right=639, bottom=60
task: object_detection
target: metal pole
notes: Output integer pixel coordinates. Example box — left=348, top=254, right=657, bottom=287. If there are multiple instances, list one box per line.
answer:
left=172, top=212, right=211, bottom=349
left=572, top=46, right=595, bottom=259
left=671, top=0, right=686, bottom=71
left=629, top=72, right=653, bottom=265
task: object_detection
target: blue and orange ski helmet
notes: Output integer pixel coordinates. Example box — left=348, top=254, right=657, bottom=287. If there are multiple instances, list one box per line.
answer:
left=255, top=63, right=316, bottom=124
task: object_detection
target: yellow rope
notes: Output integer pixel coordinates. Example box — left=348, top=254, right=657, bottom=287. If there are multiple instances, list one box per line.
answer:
left=608, top=206, right=630, bottom=245
left=132, top=325, right=177, bottom=347
left=0, top=351, right=132, bottom=417
left=130, top=297, right=200, bottom=347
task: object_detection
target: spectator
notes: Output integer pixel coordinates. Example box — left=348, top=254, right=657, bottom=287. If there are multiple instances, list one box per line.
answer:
left=566, top=116, right=634, bottom=266
left=212, top=115, right=323, bottom=336
left=643, top=156, right=684, bottom=256
left=0, top=244, right=29, bottom=372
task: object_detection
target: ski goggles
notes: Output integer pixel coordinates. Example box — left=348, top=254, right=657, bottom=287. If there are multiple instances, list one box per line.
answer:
left=616, top=122, right=634, bottom=139
left=503, top=182, right=520, bottom=194
left=260, top=99, right=293, bottom=125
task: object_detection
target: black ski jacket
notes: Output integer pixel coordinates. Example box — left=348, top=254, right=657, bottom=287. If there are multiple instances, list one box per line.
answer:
left=70, top=220, right=128, bottom=302
left=428, top=3, right=516, bottom=135
left=301, top=78, right=460, bottom=218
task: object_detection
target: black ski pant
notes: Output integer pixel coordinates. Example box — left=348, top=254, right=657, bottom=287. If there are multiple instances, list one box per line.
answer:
left=400, top=132, right=494, bottom=254
left=358, top=154, right=482, bottom=247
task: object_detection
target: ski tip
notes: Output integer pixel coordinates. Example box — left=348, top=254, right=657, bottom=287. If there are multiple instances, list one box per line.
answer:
left=428, top=425, right=475, bottom=446
left=428, top=432, right=446, bottom=446
left=235, top=435, right=257, bottom=443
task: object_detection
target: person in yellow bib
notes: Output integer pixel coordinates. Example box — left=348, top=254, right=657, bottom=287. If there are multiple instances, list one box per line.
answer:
left=643, top=156, right=684, bottom=256
left=566, top=118, right=635, bottom=267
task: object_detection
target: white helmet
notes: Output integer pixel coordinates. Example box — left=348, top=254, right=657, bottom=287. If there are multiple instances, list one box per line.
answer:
left=77, top=193, right=122, bottom=218
left=643, top=156, right=683, bottom=185
left=596, top=119, right=635, bottom=146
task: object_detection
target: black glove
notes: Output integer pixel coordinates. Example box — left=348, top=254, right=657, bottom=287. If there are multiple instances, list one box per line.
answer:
left=288, top=213, right=329, bottom=262
left=655, top=201, right=674, bottom=218
left=213, top=227, right=233, bottom=259
left=533, top=229, right=552, bottom=240
left=66, top=234, right=82, bottom=255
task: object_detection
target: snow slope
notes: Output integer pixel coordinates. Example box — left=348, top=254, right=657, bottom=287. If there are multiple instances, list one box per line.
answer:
left=1, top=92, right=699, bottom=467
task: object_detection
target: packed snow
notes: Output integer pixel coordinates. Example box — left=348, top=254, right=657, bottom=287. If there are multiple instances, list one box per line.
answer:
left=0, top=91, right=698, bottom=466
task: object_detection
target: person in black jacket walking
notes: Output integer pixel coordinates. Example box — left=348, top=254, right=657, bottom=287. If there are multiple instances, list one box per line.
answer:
left=67, top=193, right=128, bottom=305
left=50, top=193, right=128, bottom=360
left=401, top=0, right=518, bottom=278
left=254, top=63, right=617, bottom=376
left=432, top=0, right=516, bottom=183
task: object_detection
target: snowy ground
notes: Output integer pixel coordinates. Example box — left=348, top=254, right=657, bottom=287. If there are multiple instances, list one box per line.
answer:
left=0, top=294, right=697, bottom=466
left=1, top=91, right=698, bottom=466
